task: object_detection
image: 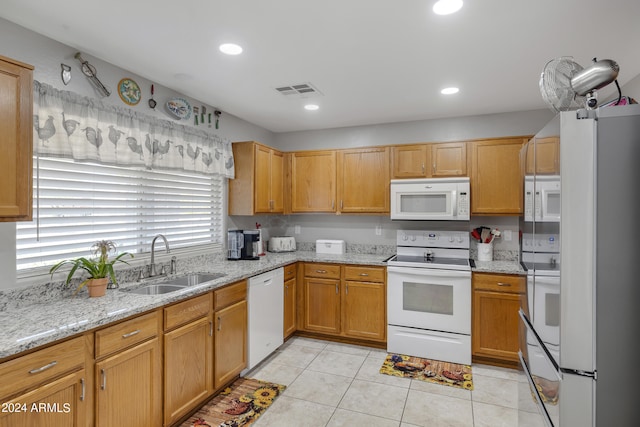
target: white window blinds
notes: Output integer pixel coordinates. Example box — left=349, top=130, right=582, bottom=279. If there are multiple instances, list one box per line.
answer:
left=16, top=157, right=224, bottom=271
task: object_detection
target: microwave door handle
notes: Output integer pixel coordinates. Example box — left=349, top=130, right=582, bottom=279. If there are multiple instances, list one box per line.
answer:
left=452, top=190, right=457, bottom=217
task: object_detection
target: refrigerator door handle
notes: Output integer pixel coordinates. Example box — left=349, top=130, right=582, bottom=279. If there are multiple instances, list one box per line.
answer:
left=560, top=367, right=597, bottom=379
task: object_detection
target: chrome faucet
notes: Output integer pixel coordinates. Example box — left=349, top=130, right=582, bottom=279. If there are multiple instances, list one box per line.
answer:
left=148, top=234, right=170, bottom=277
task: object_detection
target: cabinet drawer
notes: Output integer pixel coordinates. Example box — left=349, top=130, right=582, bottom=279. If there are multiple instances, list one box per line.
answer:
left=0, top=336, right=84, bottom=400
left=164, top=293, right=212, bottom=331
left=214, top=280, right=247, bottom=311
left=473, top=273, right=525, bottom=293
left=284, top=263, right=297, bottom=280
left=344, top=266, right=385, bottom=283
left=304, top=263, right=341, bottom=279
left=95, top=311, right=159, bottom=359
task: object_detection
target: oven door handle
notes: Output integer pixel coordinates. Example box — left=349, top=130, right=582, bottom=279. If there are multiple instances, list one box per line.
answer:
left=387, top=265, right=471, bottom=278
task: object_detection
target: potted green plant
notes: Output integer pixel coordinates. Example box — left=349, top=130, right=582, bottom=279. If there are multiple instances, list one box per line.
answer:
left=49, top=240, right=133, bottom=297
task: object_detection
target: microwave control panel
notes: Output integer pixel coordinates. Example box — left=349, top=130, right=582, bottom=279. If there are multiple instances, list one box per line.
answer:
left=458, top=191, right=469, bottom=217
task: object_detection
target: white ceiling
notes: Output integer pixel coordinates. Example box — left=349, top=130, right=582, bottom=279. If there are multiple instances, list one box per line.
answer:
left=2, top=0, right=640, bottom=133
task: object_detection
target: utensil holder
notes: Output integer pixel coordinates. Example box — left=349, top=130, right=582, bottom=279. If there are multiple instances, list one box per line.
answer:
left=478, top=242, right=493, bottom=262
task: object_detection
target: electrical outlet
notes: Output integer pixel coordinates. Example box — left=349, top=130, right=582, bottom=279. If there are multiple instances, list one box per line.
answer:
left=503, top=230, right=512, bottom=241
left=294, top=225, right=301, bottom=235
left=375, top=225, right=382, bottom=236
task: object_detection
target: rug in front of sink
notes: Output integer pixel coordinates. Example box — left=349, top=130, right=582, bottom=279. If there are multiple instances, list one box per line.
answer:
left=379, top=353, right=473, bottom=390
left=183, top=378, right=285, bottom=427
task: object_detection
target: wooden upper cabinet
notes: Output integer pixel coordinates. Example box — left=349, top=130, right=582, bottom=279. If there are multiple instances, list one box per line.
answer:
left=290, top=150, right=337, bottom=213
left=391, top=144, right=429, bottom=178
left=337, top=147, right=389, bottom=213
left=0, top=55, right=33, bottom=222
left=431, top=142, right=467, bottom=177
left=525, top=137, right=559, bottom=175
left=391, top=143, right=467, bottom=178
left=470, top=138, right=527, bottom=215
left=228, top=141, right=284, bottom=215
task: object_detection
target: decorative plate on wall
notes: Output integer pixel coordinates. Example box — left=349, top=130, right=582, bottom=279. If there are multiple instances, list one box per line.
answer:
left=118, top=78, right=141, bottom=106
left=165, top=97, right=192, bottom=120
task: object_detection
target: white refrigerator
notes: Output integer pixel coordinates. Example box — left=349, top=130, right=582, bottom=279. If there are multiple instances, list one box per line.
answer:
left=518, top=104, right=640, bottom=426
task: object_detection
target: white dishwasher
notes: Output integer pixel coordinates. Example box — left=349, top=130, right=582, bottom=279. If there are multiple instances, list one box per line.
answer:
left=244, top=267, right=284, bottom=373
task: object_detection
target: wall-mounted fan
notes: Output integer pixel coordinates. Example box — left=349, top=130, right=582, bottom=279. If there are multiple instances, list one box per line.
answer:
left=539, top=57, right=620, bottom=112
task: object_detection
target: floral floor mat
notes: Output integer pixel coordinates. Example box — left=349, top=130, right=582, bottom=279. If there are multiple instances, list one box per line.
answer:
left=380, top=353, right=473, bottom=390
left=182, top=377, right=286, bottom=427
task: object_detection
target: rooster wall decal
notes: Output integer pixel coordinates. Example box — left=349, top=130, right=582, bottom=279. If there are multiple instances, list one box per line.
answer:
left=33, top=115, right=56, bottom=143
left=186, top=144, right=202, bottom=163
left=202, top=152, right=213, bottom=167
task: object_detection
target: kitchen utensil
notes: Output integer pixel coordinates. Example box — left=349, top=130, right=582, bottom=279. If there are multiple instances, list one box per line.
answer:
left=61, top=63, right=71, bottom=85
left=74, top=52, right=111, bottom=97
left=480, top=228, right=490, bottom=243
left=148, top=84, right=157, bottom=109
left=201, top=105, right=206, bottom=125
left=471, top=229, right=481, bottom=242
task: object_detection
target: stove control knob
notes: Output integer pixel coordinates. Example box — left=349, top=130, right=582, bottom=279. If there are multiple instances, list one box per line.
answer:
left=457, top=235, right=464, bottom=243
left=449, top=236, right=455, bottom=242
left=402, top=234, right=408, bottom=241
left=410, top=235, right=416, bottom=242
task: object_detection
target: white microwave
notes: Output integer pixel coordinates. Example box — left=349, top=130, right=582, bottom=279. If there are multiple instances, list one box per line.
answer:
left=390, top=178, right=470, bottom=221
left=524, top=175, right=560, bottom=222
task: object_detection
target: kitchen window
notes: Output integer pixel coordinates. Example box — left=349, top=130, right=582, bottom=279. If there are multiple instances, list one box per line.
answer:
left=16, top=156, right=225, bottom=271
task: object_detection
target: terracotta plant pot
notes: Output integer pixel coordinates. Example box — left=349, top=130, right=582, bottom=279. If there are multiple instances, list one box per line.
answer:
left=86, top=277, right=109, bottom=298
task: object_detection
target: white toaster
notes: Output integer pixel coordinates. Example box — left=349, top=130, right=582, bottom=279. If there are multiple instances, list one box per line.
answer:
left=268, top=236, right=296, bottom=252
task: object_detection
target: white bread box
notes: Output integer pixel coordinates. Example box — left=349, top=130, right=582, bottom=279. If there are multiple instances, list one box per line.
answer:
left=316, top=239, right=346, bottom=255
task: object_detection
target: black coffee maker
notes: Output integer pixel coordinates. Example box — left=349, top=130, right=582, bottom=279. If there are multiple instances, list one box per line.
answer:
left=227, top=229, right=260, bottom=260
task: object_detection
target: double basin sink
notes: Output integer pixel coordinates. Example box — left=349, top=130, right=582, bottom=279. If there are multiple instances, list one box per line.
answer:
left=123, top=273, right=226, bottom=295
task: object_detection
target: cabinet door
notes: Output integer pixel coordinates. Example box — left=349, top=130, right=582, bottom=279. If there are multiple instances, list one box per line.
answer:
left=214, top=300, right=247, bottom=389
left=472, top=290, right=524, bottom=362
left=470, top=138, right=525, bottom=214
left=526, top=137, right=559, bottom=175
left=337, top=147, right=389, bottom=213
left=0, top=56, right=33, bottom=221
left=270, top=150, right=284, bottom=212
left=303, top=277, right=341, bottom=334
left=431, top=142, right=467, bottom=177
left=0, top=370, right=86, bottom=427
left=284, top=276, right=297, bottom=339
left=164, top=316, right=214, bottom=425
left=95, top=338, right=162, bottom=427
left=342, top=281, right=386, bottom=341
left=391, top=144, right=429, bottom=178
left=254, top=144, right=272, bottom=213
left=291, top=151, right=336, bottom=212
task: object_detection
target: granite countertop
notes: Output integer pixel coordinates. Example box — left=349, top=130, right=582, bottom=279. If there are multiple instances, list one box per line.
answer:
left=471, top=260, right=526, bottom=275
left=0, top=251, right=390, bottom=360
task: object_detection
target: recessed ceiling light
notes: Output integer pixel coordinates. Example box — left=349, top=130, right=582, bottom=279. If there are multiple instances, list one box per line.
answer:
left=441, top=87, right=460, bottom=95
left=219, top=43, right=243, bottom=55
left=304, top=104, right=319, bottom=111
left=433, top=0, right=463, bottom=15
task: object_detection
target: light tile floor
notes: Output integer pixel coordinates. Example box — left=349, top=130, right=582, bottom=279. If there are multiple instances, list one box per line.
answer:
left=247, top=336, right=546, bottom=427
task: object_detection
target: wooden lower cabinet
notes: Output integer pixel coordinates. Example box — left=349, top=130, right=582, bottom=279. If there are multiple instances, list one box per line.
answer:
left=95, top=337, right=162, bottom=427
left=472, top=272, right=525, bottom=365
left=283, top=264, right=297, bottom=338
left=214, top=299, right=247, bottom=389
left=164, top=316, right=213, bottom=426
left=302, top=263, right=386, bottom=343
left=0, top=369, right=86, bottom=427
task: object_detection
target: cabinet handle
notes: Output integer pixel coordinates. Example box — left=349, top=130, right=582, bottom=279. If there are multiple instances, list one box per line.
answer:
left=316, top=269, right=327, bottom=274
left=335, top=284, right=339, bottom=294
left=359, top=273, right=369, bottom=276
left=217, top=316, right=222, bottom=331
left=122, top=329, right=140, bottom=339
left=422, top=163, right=425, bottom=174
left=100, top=369, right=106, bottom=390
left=345, top=283, right=349, bottom=295
left=29, top=361, right=57, bottom=374
left=209, top=321, right=213, bottom=337
left=332, top=200, right=335, bottom=210
left=340, top=200, right=343, bottom=210
left=497, top=282, right=511, bottom=287
left=432, top=163, right=436, bottom=174
left=80, top=378, right=85, bottom=401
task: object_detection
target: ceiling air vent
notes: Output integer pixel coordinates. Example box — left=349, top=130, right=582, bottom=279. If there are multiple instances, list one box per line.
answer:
left=275, top=83, right=323, bottom=97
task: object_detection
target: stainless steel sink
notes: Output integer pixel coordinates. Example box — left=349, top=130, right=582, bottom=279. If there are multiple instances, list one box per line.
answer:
left=126, top=283, right=188, bottom=295
left=162, top=273, right=226, bottom=287
left=123, top=273, right=226, bottom=295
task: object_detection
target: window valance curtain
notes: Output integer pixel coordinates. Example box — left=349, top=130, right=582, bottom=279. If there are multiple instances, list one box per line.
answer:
left=32, top=81, right=234, bottom=178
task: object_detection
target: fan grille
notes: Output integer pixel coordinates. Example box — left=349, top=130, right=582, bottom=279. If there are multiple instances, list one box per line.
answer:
left=539, top=57, right=585, bottom=113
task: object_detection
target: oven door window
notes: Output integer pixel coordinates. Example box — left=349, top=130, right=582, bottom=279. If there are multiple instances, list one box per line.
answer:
left=399, top=193, right=450, bottom=215
left=403, top=281, right=453, bottom=315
